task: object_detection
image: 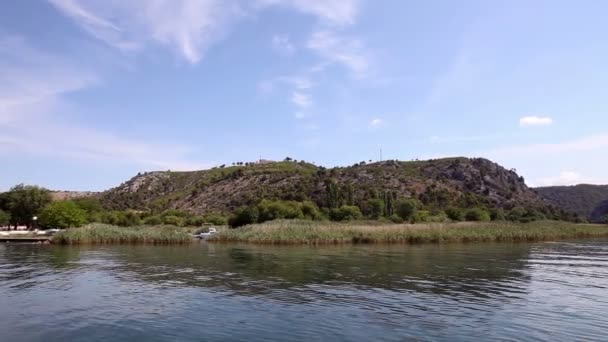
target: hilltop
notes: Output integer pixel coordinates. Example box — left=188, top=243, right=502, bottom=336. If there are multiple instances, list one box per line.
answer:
left=99, top=157, right=572, bottom=220
left=536, top=184, right=608, bottom=223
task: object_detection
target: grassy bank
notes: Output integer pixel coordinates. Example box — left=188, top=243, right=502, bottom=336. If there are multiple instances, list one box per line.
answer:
left=210, top=220, right=608, bottom=244
left=52, top=224, right=193, bottom=244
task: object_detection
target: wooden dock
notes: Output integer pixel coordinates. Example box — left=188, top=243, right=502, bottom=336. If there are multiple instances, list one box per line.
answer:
left=0, top=236, right=52, bottom=243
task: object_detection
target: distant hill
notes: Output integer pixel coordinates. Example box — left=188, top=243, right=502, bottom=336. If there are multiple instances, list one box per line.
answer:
left=99, top=157, right=569, bottom=219
left=51, top=191, right=99, bottom=201
left=536, top=185, right=608, bottom=223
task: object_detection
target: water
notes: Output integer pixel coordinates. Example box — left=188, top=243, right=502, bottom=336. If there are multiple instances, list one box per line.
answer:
left=1, top=240, right=607, bottom=341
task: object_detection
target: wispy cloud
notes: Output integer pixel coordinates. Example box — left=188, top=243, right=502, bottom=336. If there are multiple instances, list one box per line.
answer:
left=291, top=91, right=312, bottom=107
left=257, top=0, right=359, bottom=25
left=369, top=118, right=383, bottom=127
left=519, top=115, right=553, bottom=127
left=307, top=30, right=371, bottom=78
left=271, top=34, right=295, bottom=55
left=537, top=171, right=589, bottom=186
left=49, top=0, right=243, bottom=64
left=0, top=34, right=206, bottom=171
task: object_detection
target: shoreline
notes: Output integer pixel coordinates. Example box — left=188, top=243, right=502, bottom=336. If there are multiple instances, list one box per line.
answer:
left=41, top=220, right=608, bottom=245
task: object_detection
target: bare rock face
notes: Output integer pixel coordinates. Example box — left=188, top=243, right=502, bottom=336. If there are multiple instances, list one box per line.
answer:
left=99, top=157, right=553, bottom=215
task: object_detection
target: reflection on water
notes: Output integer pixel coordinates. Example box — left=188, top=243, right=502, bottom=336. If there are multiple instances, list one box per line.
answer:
left=1, top=240, right=607, bottom=341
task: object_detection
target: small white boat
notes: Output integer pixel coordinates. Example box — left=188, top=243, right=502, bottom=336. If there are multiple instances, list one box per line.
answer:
left=195, top=227, right=218, bottom=240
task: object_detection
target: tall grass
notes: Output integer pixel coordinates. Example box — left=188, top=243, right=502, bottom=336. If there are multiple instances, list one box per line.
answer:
left=53, top=223, right=193, bottom=245
left=210, top=220, right=608, bottom=245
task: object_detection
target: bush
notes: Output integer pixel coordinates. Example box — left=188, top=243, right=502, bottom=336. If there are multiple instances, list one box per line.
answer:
left=465, top=208, right=491, bottom=222
left=329, top=205, right=363, bottom=221
left=143, top=215, right=163, bottom=225
left=412, top=210, right=431, bottom=223
left=100, top=211, right=142, bottom=227
left=229, top=206, right=259, bottom=228
left=445, top=207, right=465, bottom=221
left=185, top=216, right=206, bottom=227
left=301, top=201, right=322, bottom=220
left=395, top=199, right=418, bottom=222
left=39, top=201, right=88, bottom=229
left=258, top=200, right=304, bottom=222
left=203, top=213, right=228, bottom=226
left=490, top=208, right=506, bottom=221
left=163, top=215, right=184, bottom=226
left=389, top=214, right=404, bottom=224
left=72, top=197, right=103, bottom=222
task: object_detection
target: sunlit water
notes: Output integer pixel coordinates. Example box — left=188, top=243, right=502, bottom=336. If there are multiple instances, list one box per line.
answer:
left=1, top=240, right=607, bottom=341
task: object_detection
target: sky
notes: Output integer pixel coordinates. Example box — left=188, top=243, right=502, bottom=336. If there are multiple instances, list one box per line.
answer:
left=1, top=0, right=607, bottom=191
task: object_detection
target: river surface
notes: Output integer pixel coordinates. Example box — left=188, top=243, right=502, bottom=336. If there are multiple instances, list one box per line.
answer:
left=1, top=240, right=607, bottom=341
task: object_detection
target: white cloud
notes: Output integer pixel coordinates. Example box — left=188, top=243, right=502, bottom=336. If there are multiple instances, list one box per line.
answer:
left=271, top=34, right=295, bottom=55
left=291, top=91, right=312, bottom=107
left=537, top=171, right=589, bottom=186
left=307, top=30, right=371, bottom=78
left=257, top=0, right=359, bottom=25
left=519, top=115, right=553, bottom=127
left=370, top=118, right=383, bottom=127
left=0, top=34, right=206, bottom=171
left=294, top=111, right=306, bottom=119
left=48, top=0, right=243, bottom=64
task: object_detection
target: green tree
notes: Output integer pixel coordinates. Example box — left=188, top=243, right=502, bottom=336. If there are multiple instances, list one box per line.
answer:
left=163, top=215, right=184, bottom=226
left=0, top=210, right=10, bottom=227
left=301, top=201, right=322, bottom=220
left=395, top=199, right=418, bottom=222
left=39, top=201, right=88, bottom=229
left=203, top=213, right=229, bottom=226
left=5, top=184, right=52, bottom=228
left=143, top=215, right=163, bottom=225
left=72, top=197, right=103, bottom=223
left=366, top=198, right=384, bottom=219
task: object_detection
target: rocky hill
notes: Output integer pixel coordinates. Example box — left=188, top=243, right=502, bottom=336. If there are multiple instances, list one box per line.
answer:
left=536, top=184, right=608, bottom=223
left=99, top=157, right=569, bottom=219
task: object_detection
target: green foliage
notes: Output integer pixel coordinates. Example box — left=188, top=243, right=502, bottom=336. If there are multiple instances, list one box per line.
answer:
left=100, top=211, right=142, bottom=227
left=329, top=205, right=362, bottom=221
left=258, top=199, right=304, bottom=222
left=143, top=215, right=163, bottom=225
left=0, top=210, right=10, bottom=226
left=4, top=184, right=52, bottom=228
left=229, top=206, right=260, bottom=228
left=445, top=207, right=465, bottom=221
left=39, top=201, right=88, bottom=229
left=395, top=199, right=418, bottom=222
left=162, top=215, right=184, bottom=226
left=465, top=208, right=491, bottom=222
left=366, top=198, right=384, bottom=219
left=389, top=214, right=404, bottom=224
left=490, top=208, right=506, bottom=221
left=72, top=197, right=104, bottom=223
left=202, top=213, right=228, bottom=226
left=507, top=207, right=546, bottom=223
left=301, top=201, right=322, bottom=220
left=413, top=210, right=431, bottom=223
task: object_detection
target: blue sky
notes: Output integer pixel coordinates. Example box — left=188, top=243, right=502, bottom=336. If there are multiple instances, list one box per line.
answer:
left=1, top=0, right=607, bottom=191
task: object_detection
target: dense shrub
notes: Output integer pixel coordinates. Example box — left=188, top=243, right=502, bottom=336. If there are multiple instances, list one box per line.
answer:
left=203, top=213, right=228, bottom=226
left=301, top=201, right=322, bottom=220
left=39, top=201, right=88, bottom=229
left=100, top=211, right=142, bottom=227
left=395, top=199, right=418, bottom=222
left=329, top=205, right=363, bottom=221
left=258, top=200, right=304, bottom=222
left=465, top=208, right=491, bottom=222
left=445, top=207, right=465, bottom=221
left=389, top=214, right=404, bottom=224
left=490, top=208, right=506, bottom=221
left=413, top=210, right=431, bottom=223
left=229, top=206, right=260, bottom=228
left=143, top=215, right=163, bottom=225
left=163, top=215, right=184, bottom=226
left=366, top=198, right=384, bottom=219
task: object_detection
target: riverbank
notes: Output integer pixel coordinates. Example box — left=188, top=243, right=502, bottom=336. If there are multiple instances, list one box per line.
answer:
left=210, top=220, right=608, bottom=244
left=47, top=220, right=608, bottom=245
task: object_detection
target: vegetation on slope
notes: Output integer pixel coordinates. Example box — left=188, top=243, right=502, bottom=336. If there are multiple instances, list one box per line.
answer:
left=536, top=184, right=608, bottom=223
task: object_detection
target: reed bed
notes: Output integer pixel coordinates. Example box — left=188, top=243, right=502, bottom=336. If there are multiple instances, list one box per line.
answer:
left=52, top=224, right=193, bottom=245
left=210, top=220, right=608, bottom=245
